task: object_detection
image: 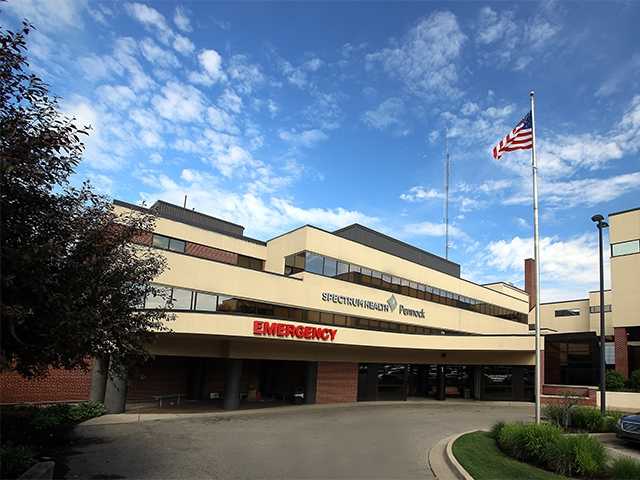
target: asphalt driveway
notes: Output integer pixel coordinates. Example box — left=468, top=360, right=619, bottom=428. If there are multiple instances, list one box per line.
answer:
left=65, top=401, right=533, bottom=479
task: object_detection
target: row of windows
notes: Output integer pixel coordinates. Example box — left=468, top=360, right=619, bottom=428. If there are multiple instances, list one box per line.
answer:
left=611, top=239, right=640, bottom=257
left=143, top=284, right=473, bottom=337
left=284, top=251, right=528, bottom=324
left=589, top=304, right=612, bottom=314
left=555, top=308, right=581, bottom=317
left=152, top=233, right=264, bottom=271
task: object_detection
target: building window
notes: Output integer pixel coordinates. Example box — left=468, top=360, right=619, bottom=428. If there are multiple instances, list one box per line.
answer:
left=238, top=254, right=263, bottom=271
left=589, top=305, right=612, bottom=314
left=323, top=257, right=337, bottom=277
left=555, top=308, right=581, bottom=317
left=171, top=288, right=192, bottom=310
left=306, top=252, right=324, bottom=274
left=281, top=250, right=528, bottom=324
left=144, top=285, right=172, bottom=309
left=152, top=234, right=186, bottom=253
left=611, top=239, right=640, bottom=257
left=194, top=292, right=217, bottom=312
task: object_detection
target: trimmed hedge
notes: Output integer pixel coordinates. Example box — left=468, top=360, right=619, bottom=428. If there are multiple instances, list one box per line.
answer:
left=1, top=401, right=106, bottom=479
left=610, top=456, right=640, bottom=479
left=630, top=369, right=640, bottom=392
left=606, top=370, right=626, bottom=391
left=493, top=422, right=608, bottom=478
left=543, top=405, right=623, bottom=433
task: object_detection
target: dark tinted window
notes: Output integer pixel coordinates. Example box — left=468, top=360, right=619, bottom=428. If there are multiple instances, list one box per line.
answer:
left=169, top=238, right=186, bottom=253
left=306, top=253, right=324, bottom=274
left=152, top=234, right=170, bottom=249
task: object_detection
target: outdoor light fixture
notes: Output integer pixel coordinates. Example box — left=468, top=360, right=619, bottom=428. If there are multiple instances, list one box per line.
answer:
left=591, top=214, right=609, bottom=414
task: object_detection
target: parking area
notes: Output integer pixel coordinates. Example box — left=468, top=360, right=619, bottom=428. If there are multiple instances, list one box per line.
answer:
left=66, top=401, right=534, bottom=479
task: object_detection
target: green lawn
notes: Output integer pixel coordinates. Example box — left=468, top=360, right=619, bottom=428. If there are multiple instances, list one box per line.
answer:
left=452, top=431, right=568, bottom=480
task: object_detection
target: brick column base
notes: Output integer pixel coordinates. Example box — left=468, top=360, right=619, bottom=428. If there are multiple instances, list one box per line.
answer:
left=614, top=327, right=629, bottom=379
left=316, top=362, right=358, bottom=404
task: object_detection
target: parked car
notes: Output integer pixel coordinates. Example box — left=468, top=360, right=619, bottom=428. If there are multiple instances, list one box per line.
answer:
left=617, top=413, right=640, bottom=443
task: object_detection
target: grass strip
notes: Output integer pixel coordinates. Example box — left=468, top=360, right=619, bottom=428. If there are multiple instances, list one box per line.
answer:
left=452, top=431, right=567, bottom=480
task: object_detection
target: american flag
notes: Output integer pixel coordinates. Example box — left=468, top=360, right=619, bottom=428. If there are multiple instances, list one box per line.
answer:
left=492, top=111, right=533, bottom=160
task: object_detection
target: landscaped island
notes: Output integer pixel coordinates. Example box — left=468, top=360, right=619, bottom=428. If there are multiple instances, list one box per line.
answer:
left=453, top=407, right=640, bottom=480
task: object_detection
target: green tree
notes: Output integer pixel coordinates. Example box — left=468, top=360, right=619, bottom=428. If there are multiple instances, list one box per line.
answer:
left=1, top=21, right=172, bottom=378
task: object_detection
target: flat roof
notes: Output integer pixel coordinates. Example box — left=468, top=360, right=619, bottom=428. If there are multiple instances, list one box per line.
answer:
left=333, top=224, right=460, bottom=277
left=113, top=199, right=266, bottom=246
left=482, top=281, right=528, bottom=295
left=609, top=206, right=640, bottom=217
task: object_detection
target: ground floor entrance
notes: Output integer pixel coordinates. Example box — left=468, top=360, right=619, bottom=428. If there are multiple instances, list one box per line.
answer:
left=357, top=363, right=534, bottom=402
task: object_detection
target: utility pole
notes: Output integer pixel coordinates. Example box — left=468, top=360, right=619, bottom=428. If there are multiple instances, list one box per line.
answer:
left=444, top=131, right=450, bottom=260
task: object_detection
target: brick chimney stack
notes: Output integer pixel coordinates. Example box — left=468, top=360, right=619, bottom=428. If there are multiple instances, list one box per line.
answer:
left=524, top=258, right=536, bottom=311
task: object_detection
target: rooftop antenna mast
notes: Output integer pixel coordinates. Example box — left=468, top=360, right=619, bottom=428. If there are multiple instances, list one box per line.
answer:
left=444, top=129, right=450, bottom=260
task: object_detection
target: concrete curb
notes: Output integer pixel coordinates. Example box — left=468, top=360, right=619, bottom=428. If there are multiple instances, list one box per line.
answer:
left=445, top=431, right=476, bottom=480
left=18, top=461, right=55, bottom=479
left=79, top=400, right=534, bottom=427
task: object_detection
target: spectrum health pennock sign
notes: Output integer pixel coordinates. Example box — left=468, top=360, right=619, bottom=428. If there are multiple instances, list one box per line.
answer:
left=321, top=292, right=425, bottom=319
left=253, top=320, right=337, bottom=342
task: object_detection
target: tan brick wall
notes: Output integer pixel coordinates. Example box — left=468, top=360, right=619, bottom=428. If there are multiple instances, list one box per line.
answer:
left=0, top=367, right=91, bottom=404
left=614, top=327, right=629, bottom=378
left=315, top=361, right=358, bottom=404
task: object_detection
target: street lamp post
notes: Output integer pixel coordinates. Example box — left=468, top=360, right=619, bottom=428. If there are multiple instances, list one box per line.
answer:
left=591, top=214, right=609, bottom=415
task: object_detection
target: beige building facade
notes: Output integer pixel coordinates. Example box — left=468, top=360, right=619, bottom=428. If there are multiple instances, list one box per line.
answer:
left=536, top=207, right=640, bottom=386
left=95, top=199, right=540, bottom=413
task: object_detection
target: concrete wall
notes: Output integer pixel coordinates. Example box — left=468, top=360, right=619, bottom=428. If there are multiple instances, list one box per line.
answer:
left=610, top=209, right=640, bottom=329
left=596, top=390, right=640, bottom=412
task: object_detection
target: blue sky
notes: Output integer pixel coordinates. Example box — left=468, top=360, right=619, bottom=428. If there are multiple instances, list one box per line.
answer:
left=4, top=0, right=639, bottom=301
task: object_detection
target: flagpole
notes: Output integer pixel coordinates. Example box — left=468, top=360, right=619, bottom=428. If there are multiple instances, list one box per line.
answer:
left=530, top=90, right=542, bottom=424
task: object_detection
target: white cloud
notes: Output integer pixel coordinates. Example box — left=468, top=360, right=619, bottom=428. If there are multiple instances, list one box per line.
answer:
left=173, top=34, right=195, bottom=55
left=63, top=96, right=133, bottom=171
left=476, top=6, right=517, bottom=45
left=214, top=145, right=257, bottom=178
left=4, top=0, right=87, bottom=32
left=96, top=84, right=137, bottom=108
left=279, top=129, right=328, bottom=148
left=152, top=81, right=205, bottom=122
left=362, top=98, right=409, bottom=135
left=228, top=55, right=265, bottom=94
left=483, top=234, right=609, bottom=301
left=125, top=2, right=173, bottom=43
left=506, top=172, right=640, bottom=208
left=206, top=106, right=239, bottom=134
left=189, top=49, right=225, bottom=85
left=139, top=37, right=179, bottom=68
left=137, top=169, right=377, bottom=238
left=304, top=57, right=324, bottom=72
left=125, top=2, right=194, bottom=55
left=400, top=186, right=444, bottom=202
left=173, top=6, right=192, bottom=32
left=404, top=221, right=468, bottom=239
left=366, top=11, right=466, bottom=99
left=596, top=54, right=640, bottom=97
left=218, top=89, right=243, bottom=113
left=279, top=59, right=308, bottom=88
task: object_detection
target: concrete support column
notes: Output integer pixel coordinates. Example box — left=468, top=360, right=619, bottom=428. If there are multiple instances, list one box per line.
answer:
left=89, top=356, right=109, bottom=403
left=190, top=358, right=207, bottom=401
left=305, top=362, right=318, bottom=404
left=436, top=365, right=446, bottom=401
left=104, top=364, right=128, bottom=414
left=223, top=359, right=242, bottom=410
left=473, top=366, right=482, bottom=400
left=512, top=367, right=525, bottom=401
left=614, top=327, right=629, bottom=378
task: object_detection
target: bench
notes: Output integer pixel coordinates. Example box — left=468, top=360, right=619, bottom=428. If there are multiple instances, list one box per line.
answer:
left=152, top=393, right=183, bottom=408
